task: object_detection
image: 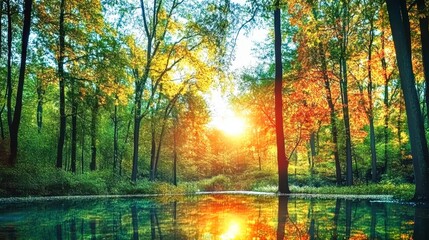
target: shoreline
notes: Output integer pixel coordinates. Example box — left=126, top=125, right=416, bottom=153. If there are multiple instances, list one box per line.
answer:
left=0, top=191, right=396, bottom=204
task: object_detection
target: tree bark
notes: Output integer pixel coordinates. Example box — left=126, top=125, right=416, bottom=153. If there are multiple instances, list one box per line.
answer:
left=56, top=0, right=66, bottom=169
left=386, top=0, right=429, bottom=202
left=90, top=95, right=98, bottom=171
left=6, top=0, right=12, bottom=130
left=70, top=78, right=77, bottom=173
left=367, top=16, right=378, bottom=183
left=113, top=100, right=119, bottom=174
left=8, top=0, right=32, bottom=165
left=380, top=12, right=390, bottom=172
left=274, top=0, right=290, bottom=194
left=340, top=0, right=353, bottom=186
left=319, top=43, right=341, bottom=185
left=131, top=91, right=142, bottom=182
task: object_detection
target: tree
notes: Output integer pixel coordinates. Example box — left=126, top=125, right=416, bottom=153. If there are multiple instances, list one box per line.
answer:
left=8, top=0, right=32, bottom=165
left=386, top=0, right=429, bottom=201
left=56, top=0, right=66, bottom=169
left=274, top=0, right=290, bottom=194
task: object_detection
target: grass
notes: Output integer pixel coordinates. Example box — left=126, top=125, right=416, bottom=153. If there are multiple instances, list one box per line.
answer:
left=253, top=183, right=415, bottom=201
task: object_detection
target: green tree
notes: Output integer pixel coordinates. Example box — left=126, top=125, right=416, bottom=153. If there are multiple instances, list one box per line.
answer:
left=6, top=0, right=32, bottom=165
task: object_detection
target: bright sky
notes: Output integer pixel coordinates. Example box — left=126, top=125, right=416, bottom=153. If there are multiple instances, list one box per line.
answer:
left=208, top=25, right=268, bottom=135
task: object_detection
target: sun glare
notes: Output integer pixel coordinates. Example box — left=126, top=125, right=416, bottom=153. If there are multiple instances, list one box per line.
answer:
left=211, top=114, right=247, bottom=136
left=220, top=221, right=241, bottom=240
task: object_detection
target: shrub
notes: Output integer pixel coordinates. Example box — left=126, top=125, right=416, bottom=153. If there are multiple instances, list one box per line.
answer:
left=198, top=175, right=231, bottom=191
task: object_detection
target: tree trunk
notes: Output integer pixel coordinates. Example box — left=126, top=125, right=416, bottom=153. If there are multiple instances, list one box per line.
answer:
left=309, top=132, right=316, bottom=174
left=70, top=79, right=77, bottom=173
left=8, top=0, right=32, bottom=165
left=37, top=86, right=43, bottom=133
left=0, top=1, right=4, bottom=140
left=173, top=118, right=178, bottom=186
left=90, top=96, right=98, bottom=171
left=6, top=0, right=12, bottom=130
left=113, top=102, right=119, bottom=174
left=274, top=0, right=290, bottom=194
left=56, top=0, right=66, bottom=169
left=320, top=44, right=342, bottom=185
left=340, top=0, right=353, bottom=185
left=131, top=94, right=142, bottom=182
left=0, top=106, right=5, bottom=140
left=386, top=0, right=429, bottom=202
left=367, top=17, right=378, bottom=183
left=381, top=13, right=390, bottom=172
left=150, top=114, right=156, bottom=181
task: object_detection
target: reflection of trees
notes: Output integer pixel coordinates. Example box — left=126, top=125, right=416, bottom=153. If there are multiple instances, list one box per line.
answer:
left=277, top=196, right=288, bottom=240
left=345, top=200, right=352, bottom=238
left=150, top=205, right=163, bottom=240
left=56, top=224, right=62, bottom=240
left=131, top=204, right=139, bottom=240
left=0, top=196, right=419, bottom=239
left=413, top=204, right=429, bottom=239
left=332, top=199, right=341, bottom=240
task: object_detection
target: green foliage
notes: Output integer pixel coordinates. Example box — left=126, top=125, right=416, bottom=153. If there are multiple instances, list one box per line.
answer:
left=290, top=183, right=415, bottom=201
left=0, top=163, right=70, bottom=196
left=197, top=175, right=232, bottom=191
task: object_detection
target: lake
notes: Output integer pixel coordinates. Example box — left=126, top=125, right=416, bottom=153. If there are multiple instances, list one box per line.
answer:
left=0, top=194, right=428, bottom=239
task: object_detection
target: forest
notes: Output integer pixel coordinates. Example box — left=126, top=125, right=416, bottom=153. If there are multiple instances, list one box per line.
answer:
left=0, top=0, right=428, bottom=202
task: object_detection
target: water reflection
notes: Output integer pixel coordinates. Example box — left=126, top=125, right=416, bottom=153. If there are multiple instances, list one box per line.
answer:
left=0, top=194, right=425, bottom=239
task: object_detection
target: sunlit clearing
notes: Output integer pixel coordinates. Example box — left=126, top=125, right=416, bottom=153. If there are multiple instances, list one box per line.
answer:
left=220, top=221, right=241, bottom=240
left=212, top=114, right=247, bottom=136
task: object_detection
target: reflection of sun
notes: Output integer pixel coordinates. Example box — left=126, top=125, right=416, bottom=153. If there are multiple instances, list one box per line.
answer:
left=220, top=221, right=241, bottom=240
left=211, top=114, right=247, bottom=136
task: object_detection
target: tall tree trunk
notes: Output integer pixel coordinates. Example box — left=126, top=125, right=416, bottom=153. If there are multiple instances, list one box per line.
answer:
left=367, top=16, right=378, bottom=183
left=131, top=93, right=142, bottom=182
left=274, top=0, right=290, bottom=194
left=386, top=0, right=429, bottom=202
left=8, top=0, right=32, bottom=165
left=320, top=44, right=341, bottom=185
left=56, top=0, right=66, bottom=169
left=417, top=0, right=429, bottom=126
left=149, top=114, right=156, bottom=181
left=0, top=1, right=4, bottom=140
left=37, top=86, right=43, bottom=133
left=113, top=100, right=119, bottom=174
left=309, top=132, right=316, bottom=174
left=6, top=0, right=12, bottom=130
left=380, top=11, right=390, bottom=172
left=70, top=79, right=77, bottom=173
left=90, top=96, right=98, bottom=171
left=340, top=0, right=353, bottom=186
left=173, top=117, right=178, bottom=186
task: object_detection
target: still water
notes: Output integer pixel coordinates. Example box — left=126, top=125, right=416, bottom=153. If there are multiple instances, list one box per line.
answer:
left=0, top=194, right=428, bottom=239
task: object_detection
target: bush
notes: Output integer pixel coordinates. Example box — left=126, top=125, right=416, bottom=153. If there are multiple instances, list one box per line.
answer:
left=198, top=175, right=232, bottom=191
left=0, top=163, right=71, bottom=196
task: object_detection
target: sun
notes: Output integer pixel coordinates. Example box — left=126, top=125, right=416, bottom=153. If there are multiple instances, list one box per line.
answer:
left=211, top=114, right=247, bottom=136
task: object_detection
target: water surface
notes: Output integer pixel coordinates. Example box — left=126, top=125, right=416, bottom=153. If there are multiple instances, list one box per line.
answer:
left=0, top=194, right=428, bottom=239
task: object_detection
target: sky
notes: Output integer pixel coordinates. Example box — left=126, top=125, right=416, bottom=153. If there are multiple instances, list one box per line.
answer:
left=208, top=26, right=268, bottom=132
